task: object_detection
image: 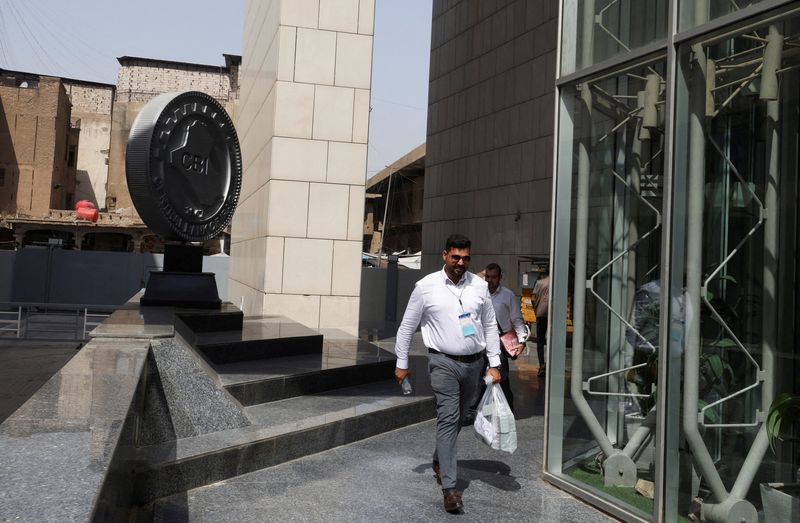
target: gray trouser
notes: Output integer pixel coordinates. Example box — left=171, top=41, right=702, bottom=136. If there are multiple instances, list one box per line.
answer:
left=429, top=351, right=484, bottom=490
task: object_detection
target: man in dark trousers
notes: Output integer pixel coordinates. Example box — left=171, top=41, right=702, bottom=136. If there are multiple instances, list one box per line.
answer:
left=532, top=270, right=550, bottom=377
left=393, top=234, right=501, bottom=514
left=482, top=262, right=526, bottom=411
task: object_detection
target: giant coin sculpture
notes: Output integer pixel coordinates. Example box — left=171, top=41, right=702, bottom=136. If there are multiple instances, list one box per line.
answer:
left=126, top=91, right=242, bottom=307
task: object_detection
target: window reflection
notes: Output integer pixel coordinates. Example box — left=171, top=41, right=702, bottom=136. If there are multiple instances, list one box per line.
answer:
left=670, top=13, right=800, bottom=521
left=549, top=59, right=667, bottom=519
left=561, top=0, right=668, bottom=76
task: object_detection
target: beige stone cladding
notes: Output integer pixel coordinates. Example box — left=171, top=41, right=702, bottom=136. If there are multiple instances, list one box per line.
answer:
left=63, top=81, right=114, bottom=209
left=230, top=0, right=374, bottom=335
left=106, top=56, right=240, bottom=218
left=0, top=76, right=75, bottom=216
left=422, top=0, right=558, bottom=293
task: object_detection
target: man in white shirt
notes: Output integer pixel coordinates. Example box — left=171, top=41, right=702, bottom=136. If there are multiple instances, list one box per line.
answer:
left=483, top=262, right=526, bottom=411
left=394, top=234, right=501, bottom=514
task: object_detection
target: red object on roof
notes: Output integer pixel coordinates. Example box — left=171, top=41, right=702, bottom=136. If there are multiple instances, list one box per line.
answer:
left=75, top=200, right=99, bottom=222
left=75, top=200, right=96, bottom=210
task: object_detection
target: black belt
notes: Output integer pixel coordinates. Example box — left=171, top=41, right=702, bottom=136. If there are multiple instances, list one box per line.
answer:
left=428, top=348, right=485, bottom=363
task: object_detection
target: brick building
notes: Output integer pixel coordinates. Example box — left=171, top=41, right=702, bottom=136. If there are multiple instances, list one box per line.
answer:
left=0, top=72, right=78, bottom=217
left=364, top=143, right=425, bottom=256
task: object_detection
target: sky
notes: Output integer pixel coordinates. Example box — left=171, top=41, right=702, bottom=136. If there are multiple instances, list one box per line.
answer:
left=0, top=0, right=432, bottom=181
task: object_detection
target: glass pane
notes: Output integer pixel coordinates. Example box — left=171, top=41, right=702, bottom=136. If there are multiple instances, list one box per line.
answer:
left=668, top=12, right=800, bottom=522
left=679, top=0, right=772, bottom=32
left=547, top=58, right=667, bottom=519
left=560, top=0, right=668, bottom=76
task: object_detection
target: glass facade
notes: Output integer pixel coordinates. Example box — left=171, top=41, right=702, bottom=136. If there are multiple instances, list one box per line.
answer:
left=560, top=0, right=668, bottom=76
left=547, top=2, right=800, bottom=522
left=679, top=0, right=772, bottom=31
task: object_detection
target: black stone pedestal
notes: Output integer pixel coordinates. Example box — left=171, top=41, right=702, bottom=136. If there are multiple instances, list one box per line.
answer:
left=141, top=244, right=221, bottom=308
left=141, top=272, right=221, bottom=308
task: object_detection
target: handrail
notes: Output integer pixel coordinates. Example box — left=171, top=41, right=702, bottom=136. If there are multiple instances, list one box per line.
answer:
left=0, top=302, right=116, bottom=341
left=0, top=306, right=22, bottom=337
left=0, top=301, right=117, bottom=312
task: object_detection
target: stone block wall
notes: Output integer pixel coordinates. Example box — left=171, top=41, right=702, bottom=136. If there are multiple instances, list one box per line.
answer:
left=423, top=0, right=558, bottom=292
left=0, top=77, right=74, bottom=216
left=230, top=0, right=375, bottom=335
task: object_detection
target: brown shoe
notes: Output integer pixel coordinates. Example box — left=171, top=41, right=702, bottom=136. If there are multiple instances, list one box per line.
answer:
left=443, top=489, right=463, bottom=513
left=432, top=461, right=441, bottom=485
left=538, top=364, right=546, bottom=377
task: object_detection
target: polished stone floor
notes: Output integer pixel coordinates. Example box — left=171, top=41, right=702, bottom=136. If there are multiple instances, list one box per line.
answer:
left=212, top=336, right=394, bottom=387
left=151, top=347, right=617, bottom=522
left=0, top=340, right=79, bottom=423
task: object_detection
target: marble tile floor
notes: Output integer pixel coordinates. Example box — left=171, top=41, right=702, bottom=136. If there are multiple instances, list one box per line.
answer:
left=242, top=378, right=432, bottom=427
left=0, top=340, right=80, bottom=423
left=211, top=338, right=395, bottom=387
left=193, top=317, right=322, bottom=347
left=149, top=348, right=618, bottom=523
left=150, top=417, right=615, bottom=523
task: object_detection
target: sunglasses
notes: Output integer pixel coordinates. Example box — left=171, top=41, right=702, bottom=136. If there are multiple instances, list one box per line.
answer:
left=450, top=255, right=471, bottom=262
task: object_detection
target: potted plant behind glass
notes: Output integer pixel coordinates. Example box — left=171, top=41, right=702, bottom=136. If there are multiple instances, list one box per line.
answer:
left=761, top=393, right=800, bottom=523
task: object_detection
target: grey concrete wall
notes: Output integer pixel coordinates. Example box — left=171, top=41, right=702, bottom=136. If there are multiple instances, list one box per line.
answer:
left=423, top=0, right=558, bottom=294
left=359, top=268, right=420, bottom=332
left=0, top=249, right=229, bottom=305
left=0, top=252, right=15, bottom=302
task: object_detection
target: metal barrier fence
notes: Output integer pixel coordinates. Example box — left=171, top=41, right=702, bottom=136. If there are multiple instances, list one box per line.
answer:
left=0, top=306, right=21, bottom=338
left=0, top=302, right=116, bottom=341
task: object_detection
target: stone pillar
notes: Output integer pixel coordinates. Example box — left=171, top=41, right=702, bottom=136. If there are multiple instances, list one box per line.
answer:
left=230, top=0, right=374, bottom=335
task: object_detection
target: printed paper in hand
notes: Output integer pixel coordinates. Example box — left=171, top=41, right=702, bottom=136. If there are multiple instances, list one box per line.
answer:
left=500, top=331, right=519, bottom=357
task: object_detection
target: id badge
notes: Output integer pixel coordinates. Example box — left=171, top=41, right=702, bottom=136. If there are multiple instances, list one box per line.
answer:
left=459, top=312, right=476, bottom=337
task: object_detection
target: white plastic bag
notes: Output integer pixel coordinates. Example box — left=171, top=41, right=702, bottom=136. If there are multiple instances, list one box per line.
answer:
left=473, top=376, right=517, bottom=453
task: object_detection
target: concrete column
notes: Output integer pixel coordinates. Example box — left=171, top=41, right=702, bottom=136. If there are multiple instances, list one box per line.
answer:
left=230, top=0, right=374, bottom=335
left=13, top=230, right=25, bottom=250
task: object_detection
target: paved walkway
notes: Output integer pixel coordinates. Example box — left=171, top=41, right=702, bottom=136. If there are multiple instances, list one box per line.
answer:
left=152, top=340, right=617, bottom=522
left=0, top=340, right=80, bottom=423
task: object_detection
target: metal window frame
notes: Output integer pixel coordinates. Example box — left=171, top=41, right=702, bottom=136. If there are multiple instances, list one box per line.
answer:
left=544, top=0, right=800, bottom=522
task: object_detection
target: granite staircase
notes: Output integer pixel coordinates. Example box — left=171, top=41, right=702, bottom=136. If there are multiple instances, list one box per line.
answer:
left=134, top=308, right=435, bottom=514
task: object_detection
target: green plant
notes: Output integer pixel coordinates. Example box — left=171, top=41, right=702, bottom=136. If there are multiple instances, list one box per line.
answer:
left=767, top=393, right=800, bottom=451
left=625, top=340, right=734, bottom=422
left=696, top=342, right=736, bottom=424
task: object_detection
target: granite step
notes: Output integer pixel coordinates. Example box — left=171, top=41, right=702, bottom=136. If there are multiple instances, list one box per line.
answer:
left=214, top=337, right=397, bottom=406
left=174, top=305, right=243, bottom=333
left=176, top=316, right=324, bottom=364
left=134, top=371, right=435, bottom=504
